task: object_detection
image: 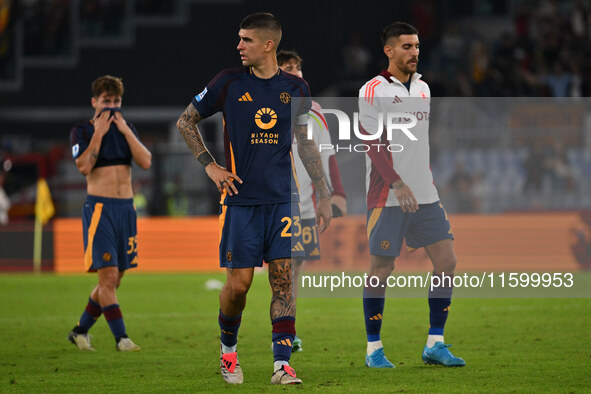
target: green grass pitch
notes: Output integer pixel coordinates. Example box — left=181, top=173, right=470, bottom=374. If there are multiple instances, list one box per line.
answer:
left=0, top=272, right=590, bottom=392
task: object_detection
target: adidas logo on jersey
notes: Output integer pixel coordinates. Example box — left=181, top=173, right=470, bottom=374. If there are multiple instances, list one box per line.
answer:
left=309, top=248, right=320, bottom=256
left=392, top=95, right=402, bottom=104
left=238, top=92, right=253, bottom=102
left=291, top=242, right=304, bottom=252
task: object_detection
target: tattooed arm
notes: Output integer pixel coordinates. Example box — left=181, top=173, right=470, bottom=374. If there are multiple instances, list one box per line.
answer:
left=268, top=258, right=296, bottom=320
left=176, top=104, right=242, bottom=194
left=294, top=124, right=332, bottom=232
left=176, top=104, right=212, bottom=166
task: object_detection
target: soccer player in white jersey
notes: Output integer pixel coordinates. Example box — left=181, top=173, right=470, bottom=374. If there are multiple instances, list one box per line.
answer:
left=278, top=50, right=348, bottom=352
left=359, top=22, right=465, bottom=368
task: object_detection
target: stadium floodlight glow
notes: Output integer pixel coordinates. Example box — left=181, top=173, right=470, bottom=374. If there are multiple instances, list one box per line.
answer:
left=308, top=109, right=419, bottom=141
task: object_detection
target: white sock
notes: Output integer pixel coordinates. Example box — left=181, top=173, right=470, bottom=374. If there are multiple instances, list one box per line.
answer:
left=426, top=335, right=444, bottom=348
left=221, top=343, right=237, bottom=354
left=367, top=340, right=383, bottom=355
left=274, top=360, right=288, bottom=371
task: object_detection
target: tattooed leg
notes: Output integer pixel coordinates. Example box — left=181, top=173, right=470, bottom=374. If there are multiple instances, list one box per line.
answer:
left=269, top=258, right=297, bottom=365
left=268, top=258, right=295, bottom=320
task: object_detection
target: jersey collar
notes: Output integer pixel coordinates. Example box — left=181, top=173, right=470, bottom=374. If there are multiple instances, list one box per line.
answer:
left=379, top=69, right=422, bottom=85
left=249, top=66, right=281, bottom=80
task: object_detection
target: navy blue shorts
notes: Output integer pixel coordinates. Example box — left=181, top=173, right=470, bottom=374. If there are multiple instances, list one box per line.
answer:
left=299, top=218, right=321, bottom=261
left=219, top=202, right=304, bottom=268
left=367, top=201, right=454, bottom=257
left=82, top=195, right=138, bottom=272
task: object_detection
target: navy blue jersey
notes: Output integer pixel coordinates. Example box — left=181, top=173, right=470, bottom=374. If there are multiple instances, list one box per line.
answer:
left=192, top=67, right=312, bottom=205
left=70, top=120, right=140, bottom=168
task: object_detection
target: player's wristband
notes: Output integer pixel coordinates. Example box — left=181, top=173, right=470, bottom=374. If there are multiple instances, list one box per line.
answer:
left=295, top=113, right=308, bottom=126
left=197, top=151, right=215, bottom=167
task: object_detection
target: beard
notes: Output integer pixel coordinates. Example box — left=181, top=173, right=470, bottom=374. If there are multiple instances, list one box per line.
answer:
left=400, top=60, right=418, bottom=75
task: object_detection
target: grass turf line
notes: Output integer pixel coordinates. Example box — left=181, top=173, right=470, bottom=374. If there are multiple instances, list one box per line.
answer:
left=0, top=272, right=589, bottom=392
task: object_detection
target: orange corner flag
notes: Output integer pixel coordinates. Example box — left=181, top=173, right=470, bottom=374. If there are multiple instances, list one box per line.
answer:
left=35, top=178, right=55, bottom=225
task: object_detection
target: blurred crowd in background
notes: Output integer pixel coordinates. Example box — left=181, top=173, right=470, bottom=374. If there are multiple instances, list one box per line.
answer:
left=0, top=0, right=590, bottom=221
left=429, top=0, right=591, bottom=97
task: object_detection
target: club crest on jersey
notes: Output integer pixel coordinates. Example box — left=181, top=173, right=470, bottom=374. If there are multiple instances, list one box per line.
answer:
left=103, top=252, right=112, bottom=262
left=72, top=144, right=79, bottom=158
left=255, top=107, right=277, bottom=130
left=195, top=87, right=208, bottom=102
left=226, top=251, right=232, bottom=262
left=280, top=92, right=291, bottom=104
left=380, top=240, right=391, bottom=250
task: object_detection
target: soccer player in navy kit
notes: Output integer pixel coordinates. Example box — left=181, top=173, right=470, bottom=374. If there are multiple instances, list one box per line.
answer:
left=68, top=75, right=151, bottom=352
left=278, top=50, right=348, bottom=352
left=177, top=13, right=332, bottom=385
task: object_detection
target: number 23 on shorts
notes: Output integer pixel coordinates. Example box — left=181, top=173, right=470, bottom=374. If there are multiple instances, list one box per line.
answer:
left=280, top=216, right=301, bottom=237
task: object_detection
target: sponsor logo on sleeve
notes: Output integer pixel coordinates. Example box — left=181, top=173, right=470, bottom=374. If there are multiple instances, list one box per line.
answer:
left=195, top=87, right=208, bottom=102
left=72, top=144, right=79, bottom=158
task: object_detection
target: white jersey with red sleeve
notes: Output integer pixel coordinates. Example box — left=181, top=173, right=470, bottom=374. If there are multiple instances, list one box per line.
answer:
left=293, top=101, right=335, bottom=219
left=358, top=70, right=439, bottom=210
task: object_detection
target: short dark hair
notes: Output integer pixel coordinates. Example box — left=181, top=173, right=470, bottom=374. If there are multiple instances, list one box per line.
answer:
left=381, top=22, right=418, bottom=46
left=240, top=12, right=281, bottom=34
left=91, top=75, right=124, bottom=98
left=277, top=50, right=302, bottom=67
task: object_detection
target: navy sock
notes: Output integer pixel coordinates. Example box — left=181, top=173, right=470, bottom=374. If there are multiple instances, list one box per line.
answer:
left=428, top=274, right=453, bottom=335
left=219, top=310, right=242, bottom=348
left=363, top=286, right=386, bottom=342
left=102, top=304, right=127, bottom=342
left=272, top=317, right=295, bottom=362
left=74, top=298, right=102, bottom=333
